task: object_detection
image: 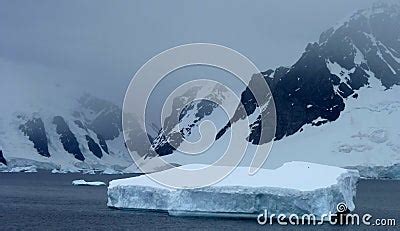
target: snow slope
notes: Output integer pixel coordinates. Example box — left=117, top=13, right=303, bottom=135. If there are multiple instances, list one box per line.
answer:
left=144, top=3, right=400, bottom=178
left=265, top=79, right=400, bottom=176
left=0, top=59, right=132, bottom=172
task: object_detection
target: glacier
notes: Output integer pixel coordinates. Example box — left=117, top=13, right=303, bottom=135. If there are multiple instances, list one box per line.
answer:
left=107, top=162, right=359, bottom=218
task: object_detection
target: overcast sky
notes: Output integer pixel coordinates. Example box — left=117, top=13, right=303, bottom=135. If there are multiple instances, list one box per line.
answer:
left=0, top=0, right=381, bottom=104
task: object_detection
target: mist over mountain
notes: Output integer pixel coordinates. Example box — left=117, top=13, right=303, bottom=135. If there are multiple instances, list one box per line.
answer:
left=1, top=3, right=400, bottom=175
left=0, top=66, right=131, bottom=172
left=148, top=3, right=400, bottom=176
left=219, top=2, right=400, bottom=144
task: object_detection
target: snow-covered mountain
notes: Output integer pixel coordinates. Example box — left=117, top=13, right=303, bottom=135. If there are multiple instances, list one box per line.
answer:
left=2, top=3, right=400, bottom=177
left=149, top=82, right=236, bottom=157
left=219, top=2, right=400, bottom=143
left=148, top=3, right=400, bottom=178
left=0, top=64, right=132, bottom=172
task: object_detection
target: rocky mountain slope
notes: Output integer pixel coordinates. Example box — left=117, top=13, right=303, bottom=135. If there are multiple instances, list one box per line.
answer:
left=219, top=2, right=400, bottom=143
left=0, top=72, right=131, bottom=172
left=2, top=3, right=400, bottom=177
left=149, top=3, right=400, bottom=177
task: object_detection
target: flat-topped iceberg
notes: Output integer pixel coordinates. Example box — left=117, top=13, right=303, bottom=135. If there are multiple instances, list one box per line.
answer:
left=107, top=162, right=359, bottom=218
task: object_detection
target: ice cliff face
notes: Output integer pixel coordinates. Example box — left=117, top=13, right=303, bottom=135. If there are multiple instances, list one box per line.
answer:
left=108, top=162, right=360, bottom=218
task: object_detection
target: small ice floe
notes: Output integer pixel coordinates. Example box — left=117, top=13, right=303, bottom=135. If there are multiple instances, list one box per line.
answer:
left=108, top=162, right=359, bottom=219
left=72, top=179, right=106, bottom=186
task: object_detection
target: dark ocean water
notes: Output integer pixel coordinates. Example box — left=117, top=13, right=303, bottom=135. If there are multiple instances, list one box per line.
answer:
left=0, top=172, right=399, bottom=230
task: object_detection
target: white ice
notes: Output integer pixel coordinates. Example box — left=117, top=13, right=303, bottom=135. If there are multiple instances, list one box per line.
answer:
left=102, top=168, right=121, bottom=175
left=72, top=179, right=106, bottom=186
left=8, top=166, right=37, bottom=173
left=108, top=162, right=359, bottom=218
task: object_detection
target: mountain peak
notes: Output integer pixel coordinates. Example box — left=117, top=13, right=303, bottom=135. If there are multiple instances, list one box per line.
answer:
left=217, top=2, right=400, bottom=143
left=352, top=1, right=400, bottom=21
left=321, top=2, right=400, bottom=44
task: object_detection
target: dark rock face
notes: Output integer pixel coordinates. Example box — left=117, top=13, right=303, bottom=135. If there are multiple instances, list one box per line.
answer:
left=124, top=114, right=152, bottom=158
left=249, top=43, right=346, bottom=142
left=78, top=94, right=122, bottom=140
left=3, top=93, right=131, bottom=169
left=150, top=86, right=201, bottom=157
left=74, top=120, right=87, bottom=131
left=218, top=4, right=400, bottom=144
left=133, top=4, right=400, bottom=157
left=0, top=150, right=7, bottom=165
left=152, top=99, right=218, bottom=157
left=85, top=135, right=103, bottom=158
left=150, top=85, right=227, bottom=157
left=19, top=118, right=50, bottom=157
left=53, top=116, right=84, bottom=161
left=97, top=134, right=109, bottom=154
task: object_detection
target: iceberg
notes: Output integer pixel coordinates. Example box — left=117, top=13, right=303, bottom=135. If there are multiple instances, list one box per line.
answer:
left=72, top=179, right=106, bottom=186
left=107, top=162, right=359, bottom=218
